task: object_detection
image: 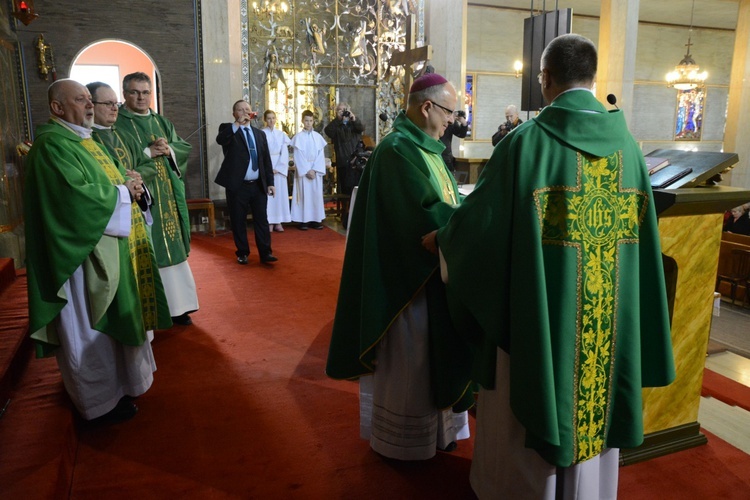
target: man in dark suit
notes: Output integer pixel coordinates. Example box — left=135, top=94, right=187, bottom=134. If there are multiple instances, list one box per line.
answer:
left=216, top=100, right=278, bottom=265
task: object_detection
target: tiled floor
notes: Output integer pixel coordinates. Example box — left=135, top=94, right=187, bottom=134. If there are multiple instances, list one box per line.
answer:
left=702, top=351, right=750, bottom=453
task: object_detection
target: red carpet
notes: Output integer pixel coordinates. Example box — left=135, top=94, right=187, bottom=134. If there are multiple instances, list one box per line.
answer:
left=702, top=368, right=750, bottom=413
left=619, top=429, right=750, bottom=499
left=1, top=229, right=749, bottom=498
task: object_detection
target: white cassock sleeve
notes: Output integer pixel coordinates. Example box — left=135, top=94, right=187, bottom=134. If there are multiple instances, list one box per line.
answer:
left=104, top=185, right=133, bottom=237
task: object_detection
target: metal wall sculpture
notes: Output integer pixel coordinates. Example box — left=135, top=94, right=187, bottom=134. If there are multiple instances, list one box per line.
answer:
left=241, top=0, right=424, bottom=142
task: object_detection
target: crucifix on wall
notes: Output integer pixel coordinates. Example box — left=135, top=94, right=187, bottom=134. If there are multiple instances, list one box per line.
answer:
left=388, top=15, right=432, bottom=97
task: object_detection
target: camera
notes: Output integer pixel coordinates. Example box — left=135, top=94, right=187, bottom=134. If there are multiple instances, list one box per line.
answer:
left=342, top=110, right=351, bottom=118
left=455, top=110, right=466, bottom=118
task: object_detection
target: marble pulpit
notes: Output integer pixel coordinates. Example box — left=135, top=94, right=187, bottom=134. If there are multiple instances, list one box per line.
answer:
left=620, top=150, right=750, bottom=465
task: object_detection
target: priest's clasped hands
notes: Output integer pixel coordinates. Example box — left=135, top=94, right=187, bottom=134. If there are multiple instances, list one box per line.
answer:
left=125, top=169, right=145, bottom=201
left=148, top=137, right=171, bottom=157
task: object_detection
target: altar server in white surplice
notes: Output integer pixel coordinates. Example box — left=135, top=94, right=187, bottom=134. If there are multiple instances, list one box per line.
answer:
left=262, top=109, right=292, bottom=232
left=290, top=109, right=327, bottom=230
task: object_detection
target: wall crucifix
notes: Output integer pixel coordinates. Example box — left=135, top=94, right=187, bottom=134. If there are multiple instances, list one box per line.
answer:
left=388, top=15, right=432, bottom=96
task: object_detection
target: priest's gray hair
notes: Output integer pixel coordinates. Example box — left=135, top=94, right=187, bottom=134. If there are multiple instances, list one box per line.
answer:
left=541, top=34, right=597, bottom=86
left=123, top=71, right=151, bottom=91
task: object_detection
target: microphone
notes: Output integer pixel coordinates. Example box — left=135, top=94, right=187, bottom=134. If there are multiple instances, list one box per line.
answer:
left=606, top=94, right=619, bottom=109
left=378, top=112, right=388, bottom=122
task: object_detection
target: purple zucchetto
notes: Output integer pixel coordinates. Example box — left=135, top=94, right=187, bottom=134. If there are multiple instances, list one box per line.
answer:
left=409, top=73, right=448, bottom=93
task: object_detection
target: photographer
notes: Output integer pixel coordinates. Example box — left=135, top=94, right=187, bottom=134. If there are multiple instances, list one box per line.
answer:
left=439, top=109, right=469, bottom=173
left=491, top=104, right=523, bottom=146
left=324, top=102, right=365, bottom=197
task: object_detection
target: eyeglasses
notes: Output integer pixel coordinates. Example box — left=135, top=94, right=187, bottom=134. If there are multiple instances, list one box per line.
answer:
left=125, top=89, right=152, bottom=97
left=92, top=101, right=121, bottom=108
left=429, top=101, right=455, bottom=117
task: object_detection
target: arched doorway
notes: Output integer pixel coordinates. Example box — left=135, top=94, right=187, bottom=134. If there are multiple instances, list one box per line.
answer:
left=70, top=40, right=159, bottom=112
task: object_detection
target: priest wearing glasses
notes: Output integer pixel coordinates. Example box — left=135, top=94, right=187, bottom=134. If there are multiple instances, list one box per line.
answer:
left=116, top=71, right=199, bottom=326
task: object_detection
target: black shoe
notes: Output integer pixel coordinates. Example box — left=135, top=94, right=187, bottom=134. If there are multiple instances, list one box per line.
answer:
left=310, top=222, right=324, bottom=230
left=94, top=398, right=138, bottom=423
left=438, top=441, right=457, bottom=452
left=298, top=223, right=309, bottom=230
left=172, top=313, right=192, bottom=326
left=237, top=255, right=248, bottom=265
left=261, top=254, right=278, bottom=263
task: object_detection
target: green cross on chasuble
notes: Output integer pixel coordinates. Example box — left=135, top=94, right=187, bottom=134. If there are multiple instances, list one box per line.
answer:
left=533, top=150, right=648, bottom=463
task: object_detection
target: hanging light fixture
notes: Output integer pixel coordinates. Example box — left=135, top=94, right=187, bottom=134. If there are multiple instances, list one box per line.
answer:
left=666, top=0, right=707, bottom=90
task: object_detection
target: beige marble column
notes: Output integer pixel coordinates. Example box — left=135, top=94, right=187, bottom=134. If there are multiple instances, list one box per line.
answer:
left=202, top=0, right=244, bottom=200
left=426, top=0, right=467, bottom=89
left=426, top=0, right=467, bottom=156
left=596, top=0, right=639, bottom=125
left=723, top=0, right=750, bottom=190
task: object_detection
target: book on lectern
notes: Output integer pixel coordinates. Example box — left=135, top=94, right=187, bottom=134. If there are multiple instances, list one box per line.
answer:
left=650, top=166, right=693, bottom=189
left=645, top=157, right=670, bottom=175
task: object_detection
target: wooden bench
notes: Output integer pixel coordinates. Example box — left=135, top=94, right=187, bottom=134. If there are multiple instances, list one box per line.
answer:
left=186, top=198, right=216, bottom=237
left=0, top=258, right=30, bottom=415
left=716, top=232, right=750, bottom=304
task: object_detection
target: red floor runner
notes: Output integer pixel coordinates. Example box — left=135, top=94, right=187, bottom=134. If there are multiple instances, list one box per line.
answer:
left=702, top=368, right=750, bottom=413
left=619, top=429, right=750, bottom=499
left=69, top=229, right=476, bottom=498
left=2, top=229, right=749, bottom=498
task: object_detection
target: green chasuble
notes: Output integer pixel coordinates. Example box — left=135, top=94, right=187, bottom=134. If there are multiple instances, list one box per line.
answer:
left=115, top=107, right=192, bottom=268
left=91, top=126, right=172, bottom=332
left=92, top=125, right=158, bottom=176
left=437, top=90, right=676, bottom=466
left=326, top=111, right=475, bottom=412
left=24, top=119, right=158, bottom=357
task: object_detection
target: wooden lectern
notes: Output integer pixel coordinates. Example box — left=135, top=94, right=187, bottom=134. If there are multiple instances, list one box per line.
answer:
left=454, top=158, right=488, bottom=184
left=620, top=150, right=750, bottom=465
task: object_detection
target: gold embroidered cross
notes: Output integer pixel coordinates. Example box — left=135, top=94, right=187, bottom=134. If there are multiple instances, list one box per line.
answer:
left=533, top=151, right=648, bottom=463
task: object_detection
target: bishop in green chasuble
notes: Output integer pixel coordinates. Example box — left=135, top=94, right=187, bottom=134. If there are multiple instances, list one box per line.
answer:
left=437, top=89, right=676, bottom=468
left=326, top=110, right=474, bottom=413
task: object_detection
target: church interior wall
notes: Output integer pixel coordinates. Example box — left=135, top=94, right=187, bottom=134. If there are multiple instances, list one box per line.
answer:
left=14, top=0, right=206, bottom=199
left=2, top=2, right=745, bottom=260
left=74, top=41, right=158, bottom=108
left=202, top=0, right=244, bottom=202
left=460, top=6, right=734, bottom=168
left=0, top=3, right=30, bottom=267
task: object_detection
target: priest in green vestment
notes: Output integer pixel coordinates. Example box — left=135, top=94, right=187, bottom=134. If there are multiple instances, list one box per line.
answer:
left=427, top=35, right=676, bottom=498
left=115, top=71, right=199, bottom=326
left=25, top=79, right=169, bottom=421
left=87, top=81, right=172, bottom=331
left=326, top=74, right=474, bottom=461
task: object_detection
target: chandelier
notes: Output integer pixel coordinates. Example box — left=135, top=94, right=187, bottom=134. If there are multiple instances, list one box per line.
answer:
left=251, top=0, right=289, bottom=20
left=666, top=0, right=707, bottom=90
